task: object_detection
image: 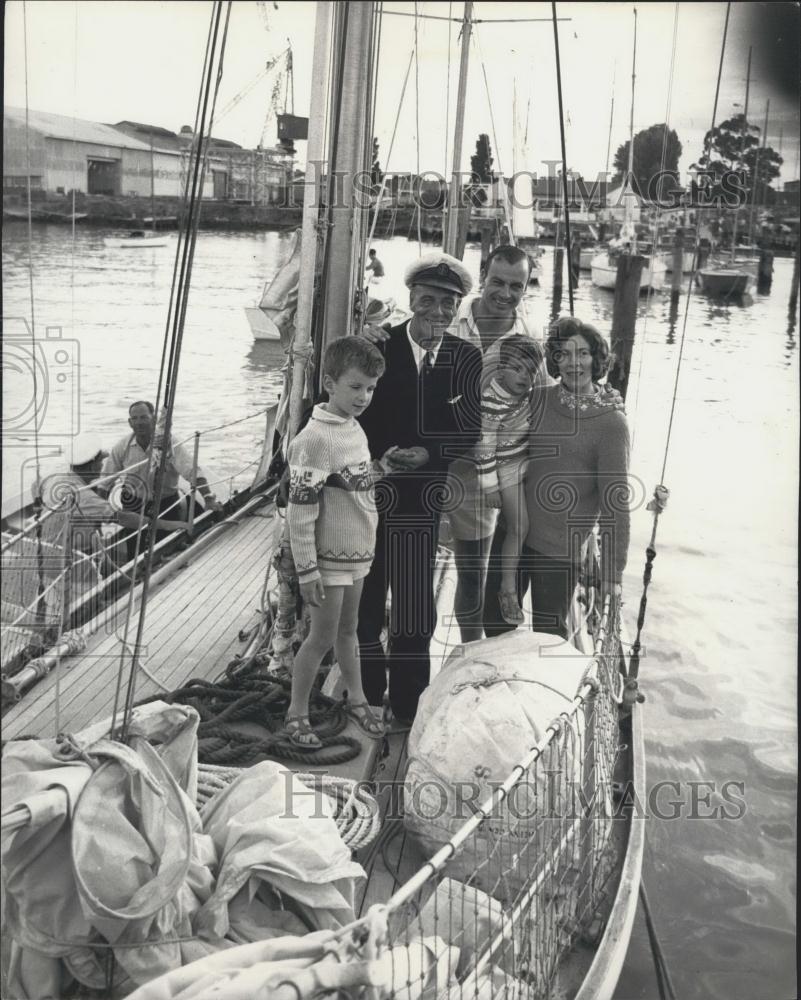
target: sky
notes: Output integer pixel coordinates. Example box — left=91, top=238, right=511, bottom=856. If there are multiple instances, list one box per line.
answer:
left=4, top=1, right=801, bottom=185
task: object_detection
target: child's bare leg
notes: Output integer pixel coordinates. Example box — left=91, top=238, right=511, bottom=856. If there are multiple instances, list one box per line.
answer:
left=336, top=578, right=385, bottom=735
left=287, top=585, right=345, bottom=721
left=499, top=482, right=529, bottom=595
left=334, top=579, right=367, bottom=703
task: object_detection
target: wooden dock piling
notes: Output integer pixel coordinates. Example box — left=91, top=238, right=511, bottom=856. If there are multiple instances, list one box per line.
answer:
left=757, top=248, right=773, bottom=292
left=607, top=254, right=645, bottom=401
left=670, top=227, right=684, bottom=302
left=790, top=243, right=799, bottom=319
left=553, top=246, right=564, bottom=292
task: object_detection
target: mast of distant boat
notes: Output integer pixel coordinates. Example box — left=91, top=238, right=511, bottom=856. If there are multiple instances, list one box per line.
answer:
left=622, top=7, right=638, bottom=248
left=731, top=45, right=752, bottom=262
left=443, top=2, right=473, bottom=257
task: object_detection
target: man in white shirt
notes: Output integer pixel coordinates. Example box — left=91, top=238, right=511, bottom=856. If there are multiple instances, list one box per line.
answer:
left=100, top=400, right=221, bottom=560
left=445, top=244, right=542, bottom=641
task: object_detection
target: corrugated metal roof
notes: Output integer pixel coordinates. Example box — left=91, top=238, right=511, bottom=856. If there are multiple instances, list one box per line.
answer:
left=4, top=107, right=163, bottom=152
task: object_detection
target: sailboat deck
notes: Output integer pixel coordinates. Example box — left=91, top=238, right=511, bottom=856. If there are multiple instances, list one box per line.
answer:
left=2, top=508, right=279, bottom=740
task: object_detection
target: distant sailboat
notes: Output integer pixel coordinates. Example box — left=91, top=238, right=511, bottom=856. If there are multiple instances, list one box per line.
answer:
left=509, top=84, right=542, bottom=285
left=245, top=228, right=302, bottom=343
left=591, top=9, right=666, bottom=293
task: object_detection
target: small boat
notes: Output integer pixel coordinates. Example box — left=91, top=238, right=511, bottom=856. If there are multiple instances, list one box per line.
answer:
left=104, top=230, right=171, bottom=248
left=579, top=246, right=597, bottom=270
left=591, top=248, right=667, bottom=292
left=696, top=265, right=753, bottom=297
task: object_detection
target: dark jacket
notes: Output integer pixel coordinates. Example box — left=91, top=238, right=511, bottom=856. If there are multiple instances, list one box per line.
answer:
left=358, top=320, right=483, bottom=477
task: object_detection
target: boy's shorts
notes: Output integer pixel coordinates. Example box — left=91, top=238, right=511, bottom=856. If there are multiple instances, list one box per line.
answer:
left=318, top=564, right=371, bottom=587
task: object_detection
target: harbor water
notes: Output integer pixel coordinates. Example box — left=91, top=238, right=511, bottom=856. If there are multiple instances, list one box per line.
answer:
left=2, top=222, right=797, bottom=999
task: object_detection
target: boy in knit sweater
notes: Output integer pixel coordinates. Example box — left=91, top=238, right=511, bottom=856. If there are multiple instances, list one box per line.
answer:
left=284, top=338, right=403, bottom=749
left=476, top=335, right=543, bottom=625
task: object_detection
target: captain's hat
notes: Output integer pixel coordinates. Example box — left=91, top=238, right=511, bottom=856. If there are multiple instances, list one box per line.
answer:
left=403, top=252, right=473, bottom=297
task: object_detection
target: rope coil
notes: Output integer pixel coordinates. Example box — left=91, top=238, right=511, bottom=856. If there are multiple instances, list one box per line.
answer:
left=196, top=763, right=381, bottom=852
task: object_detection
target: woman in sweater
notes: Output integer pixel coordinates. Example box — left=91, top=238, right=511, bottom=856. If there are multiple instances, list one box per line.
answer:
left=522, top=317, right=631, bottom=638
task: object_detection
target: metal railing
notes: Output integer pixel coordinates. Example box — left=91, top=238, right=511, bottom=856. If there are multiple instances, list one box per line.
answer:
left=329, top=582, right=625, bottom=999
left=1, top=405, right=279, bottom=691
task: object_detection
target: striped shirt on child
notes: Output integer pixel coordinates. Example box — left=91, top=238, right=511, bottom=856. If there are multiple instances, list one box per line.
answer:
left=475, top=378, right=532, bottom=492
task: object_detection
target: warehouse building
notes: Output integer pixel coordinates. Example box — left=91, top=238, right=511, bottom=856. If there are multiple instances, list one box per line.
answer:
left=3, top=108, right=292, bottom=204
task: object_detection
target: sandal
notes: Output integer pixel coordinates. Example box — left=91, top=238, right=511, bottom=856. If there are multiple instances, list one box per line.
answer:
left=498, top=590, right=524, bottom=625
left=346, top=701, right=386, bottom=739
left=284, top=715, right=323, bottom=750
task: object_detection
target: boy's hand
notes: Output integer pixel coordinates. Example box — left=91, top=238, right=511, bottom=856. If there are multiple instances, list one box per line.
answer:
left=387, top=446, right=429, bottom=470
left=485, top=489, right=502, bottom=509
left=300, top=579, right=326, bottom=607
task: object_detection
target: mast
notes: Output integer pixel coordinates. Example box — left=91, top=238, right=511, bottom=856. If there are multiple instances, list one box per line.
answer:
left=747, top=99, right=769, bottom=247
left=604, top=61, right=616, bottom=181
left=731, top=45, right=752, bottom=260
left=319, top=1, right=375, bottom=348
left=622, top=7, right=637, bottom=243
left=287, top=1, right=332, bottom=442
left=443, top=1, right=473, bottom=257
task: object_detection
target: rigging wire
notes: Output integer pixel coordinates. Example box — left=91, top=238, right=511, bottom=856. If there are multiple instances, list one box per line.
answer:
left=444, top=1, right=453, bottom=175
left=114, top=1, right=235, bottom=741
left=413, top=1, right=422, bottom=253
left=365, top=49, right=415, bottom=250
left=107, top=5, right=222, bottom=737
left=661, top=0, right=730, bottom=486
left=551, top=0, right=574, bottom=314
left=630, top=1, right=680, bottom=446
left=472, top=22, right=514, bottom=243
left=21, top=2, right=41, bottom=492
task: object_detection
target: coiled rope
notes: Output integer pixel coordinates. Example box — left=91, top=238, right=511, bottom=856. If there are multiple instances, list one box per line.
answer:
left=196, top=764, right=381, bottom=852
left=137, top=666, right=361, bottom=767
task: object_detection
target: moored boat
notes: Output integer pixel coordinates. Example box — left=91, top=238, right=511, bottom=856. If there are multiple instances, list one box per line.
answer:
left=696, top=264, right=753, bottom=297
left=591, top=248, right=667, bottom=291
left=104, top=229, right=171, bottom=248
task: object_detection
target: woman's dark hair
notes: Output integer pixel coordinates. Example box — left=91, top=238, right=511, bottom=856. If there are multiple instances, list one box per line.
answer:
left=545, top=316, right=612, bottom=381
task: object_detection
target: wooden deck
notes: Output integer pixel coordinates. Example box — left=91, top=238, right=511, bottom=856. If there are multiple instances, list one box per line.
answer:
left=2, top=506, right=279, bottom=740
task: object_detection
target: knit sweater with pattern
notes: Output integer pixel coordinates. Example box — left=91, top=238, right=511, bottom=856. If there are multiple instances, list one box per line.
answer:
left=286, top=405, right=379, bottom=583
left=524, top=384, right=631, bottom=583
left=475, top=378, right=532, bottom=491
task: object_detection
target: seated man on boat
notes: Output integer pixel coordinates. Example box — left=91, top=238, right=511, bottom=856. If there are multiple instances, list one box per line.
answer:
left=98, top=400, right=222, bottom=563
left=364, top=247, right=385, bottom=284
left=356, top=251, right=483, bottom=723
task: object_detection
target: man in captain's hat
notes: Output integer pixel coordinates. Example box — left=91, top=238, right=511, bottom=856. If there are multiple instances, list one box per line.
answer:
left=356, top=251, right=483, bottom=723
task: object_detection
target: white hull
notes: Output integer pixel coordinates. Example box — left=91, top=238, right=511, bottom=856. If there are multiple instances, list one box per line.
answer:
left=579, top=248, right=597, bottom=270
left=244, top=306, right=282, bottom=341
left=662, top=249, right=696, bottom=273
left=104, top=235, right=170, bottom=248
left=591, top=252, right=667, bottom=292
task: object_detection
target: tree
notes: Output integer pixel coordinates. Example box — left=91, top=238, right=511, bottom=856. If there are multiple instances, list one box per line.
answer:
left=691, top=114, right=782, bottom=204
left=470, top=134, right=494, bottom=183
left=371, top=137, right=383, bottom=187
left=612, top=123, right=682, bottom=201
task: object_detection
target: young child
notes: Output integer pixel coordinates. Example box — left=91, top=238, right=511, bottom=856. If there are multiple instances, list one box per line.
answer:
left=475, top=335, right=543, bottom=625
left=284, top=337, right=400, bottom=749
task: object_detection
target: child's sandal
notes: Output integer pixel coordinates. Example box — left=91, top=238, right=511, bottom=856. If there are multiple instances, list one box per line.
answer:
left=346, top=701, right=386, bottom=739
left=284, top=715, right=323, bottom=750
left=498, top=590, right=524, bottom=625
